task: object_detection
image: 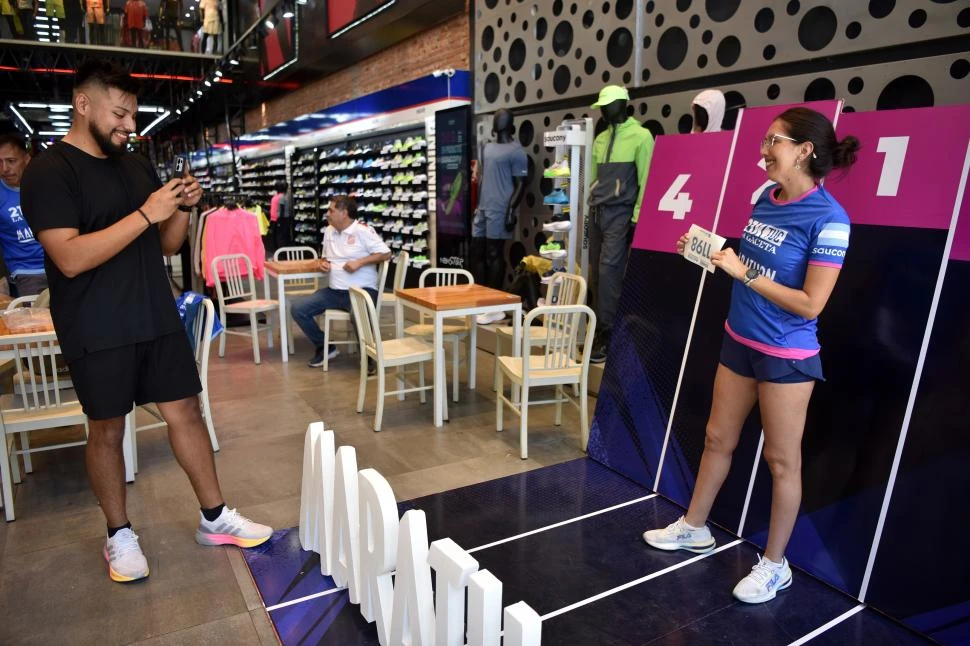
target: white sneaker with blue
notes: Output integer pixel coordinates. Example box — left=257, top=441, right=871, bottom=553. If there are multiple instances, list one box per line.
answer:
left=732, top=555, right=792, bottom=603
left=642, top=515, right=716, bottom=553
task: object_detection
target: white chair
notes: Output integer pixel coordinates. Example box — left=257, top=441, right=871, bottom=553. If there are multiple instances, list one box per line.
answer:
left=273, top=246, right=320, bottom=355
left=319, top=259, right=390, bottom=372
left=403, top=268, right=474, bottom=403
left=130, top=298, right=220, bottom=473
left=211, top=254, right=279, bottom=364
left=379, top=250, right=409, bottom=337
left=348, top=287, right=436, bottom=432
left=0, top=332, right=88, bottom=521
left=493, top=273, right=587, bottom=392
left=496, top=304, right=596, bottom=460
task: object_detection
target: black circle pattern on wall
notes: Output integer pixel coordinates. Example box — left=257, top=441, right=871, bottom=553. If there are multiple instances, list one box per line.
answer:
left=476, top=0, right=968, bottom=113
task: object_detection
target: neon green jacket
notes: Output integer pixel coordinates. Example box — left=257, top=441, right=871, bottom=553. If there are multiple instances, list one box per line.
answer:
left=589, top=117, right=654, bottom=223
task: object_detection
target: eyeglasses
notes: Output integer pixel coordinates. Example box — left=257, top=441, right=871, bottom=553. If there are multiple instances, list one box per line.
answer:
left=761, top=133, right=799, bottom=148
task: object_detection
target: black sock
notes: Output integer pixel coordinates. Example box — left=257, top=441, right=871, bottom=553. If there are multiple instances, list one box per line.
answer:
left=201, top=503, right=226, bottom=522
left=107, top=521, right=132, bottom=538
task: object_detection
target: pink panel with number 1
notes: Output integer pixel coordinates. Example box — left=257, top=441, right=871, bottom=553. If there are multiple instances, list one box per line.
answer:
left=716, top=101, right=842, bottom=238
left=632, top=131, right=734, bottom=253
left=827, top=105, right=970, bottom=232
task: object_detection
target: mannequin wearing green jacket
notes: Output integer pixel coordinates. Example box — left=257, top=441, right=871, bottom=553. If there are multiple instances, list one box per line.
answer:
left=587, top=85, right=654, bottom=363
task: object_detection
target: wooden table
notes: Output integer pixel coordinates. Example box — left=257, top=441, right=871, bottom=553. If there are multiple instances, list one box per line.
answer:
left=263, top=260, right=326, bottom=362
left=395, top=284, right=522, bottom=427
left=0, top=313, right=135, bottom=483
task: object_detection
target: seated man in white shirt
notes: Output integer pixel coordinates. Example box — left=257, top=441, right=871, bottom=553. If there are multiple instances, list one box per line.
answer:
left=291, top=195, right=392, bottom=368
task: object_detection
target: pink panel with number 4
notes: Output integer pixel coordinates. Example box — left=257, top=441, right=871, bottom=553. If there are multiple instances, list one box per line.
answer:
left=632, top=131, right=734, bottom=254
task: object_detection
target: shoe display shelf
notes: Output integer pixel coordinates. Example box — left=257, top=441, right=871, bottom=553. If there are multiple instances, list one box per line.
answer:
left=238, top=153, right=287, bottom=212
left=291, top=147, right=322, bottom=246
left=540, top=118, right=594, bottom=284
left=309, top=127, right=432, bottom=269
left=195, top=159, right=236, bottom=199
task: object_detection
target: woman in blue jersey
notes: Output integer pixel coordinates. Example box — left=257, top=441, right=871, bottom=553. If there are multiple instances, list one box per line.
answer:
left=643, top=107, right=859, bottom=604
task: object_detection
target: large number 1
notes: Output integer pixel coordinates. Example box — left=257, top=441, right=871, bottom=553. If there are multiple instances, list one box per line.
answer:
left=659, top=174, right=693, bottom=220
left=876, top=136, right=909, bottom=197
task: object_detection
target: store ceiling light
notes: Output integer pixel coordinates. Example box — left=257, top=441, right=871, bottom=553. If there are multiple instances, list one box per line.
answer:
left=189, top=97, right=195, bottom=103
left=8, top=105, right=33, bottom=134
left=282, top=9, right=294, bottom=18
left=264, top=18, right=274, bottom=29
left=175, top=109, right=182, bottom=115
left=215, top=70, right=223, bottom=77
left=204, top=80, right=212, bottom=87
left=140, top=110, right=171, bottom=137
left=196, top=90, right=203, bottom=96
left=49, top=114, right=71, bottom=120
left=229, top=58, right=239, bottom=65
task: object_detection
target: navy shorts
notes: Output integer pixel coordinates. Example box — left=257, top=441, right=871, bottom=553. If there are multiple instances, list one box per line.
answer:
left=472, top=209, right=512, bottom=239
left=718, top=332, right=824, bottom=384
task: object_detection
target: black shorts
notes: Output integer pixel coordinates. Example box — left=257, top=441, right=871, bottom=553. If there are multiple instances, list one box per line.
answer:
left=68, top=331, right=203, bottom=420
left=719, top=332, right=824, bottom=384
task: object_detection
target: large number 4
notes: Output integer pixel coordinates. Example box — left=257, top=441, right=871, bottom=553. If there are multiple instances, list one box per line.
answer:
left=659, top=174, right=693, bottom=220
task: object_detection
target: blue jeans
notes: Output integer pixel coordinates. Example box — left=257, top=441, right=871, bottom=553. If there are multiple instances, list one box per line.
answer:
left=290, top=287, right=378, bottom=349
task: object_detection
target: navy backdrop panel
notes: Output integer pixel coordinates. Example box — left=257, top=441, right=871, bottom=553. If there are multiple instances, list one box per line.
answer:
left=740, top=225, right=948, bottom=594
left=587, top=250, right=701, bottom=487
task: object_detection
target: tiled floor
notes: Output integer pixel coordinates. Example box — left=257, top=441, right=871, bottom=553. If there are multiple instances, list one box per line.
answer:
left=0, top=330, right=586, bottom=645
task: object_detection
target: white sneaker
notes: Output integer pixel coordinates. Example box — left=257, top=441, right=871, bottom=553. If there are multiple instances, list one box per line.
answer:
left=104, top=528, right=150, bottom=583
left=733, top=555, right=792, bottom=603
left=642, top=515, right=716, bottom=553
left=196, top=507, right=273, bottom=549
left=475, top=311, right=505, bottom=325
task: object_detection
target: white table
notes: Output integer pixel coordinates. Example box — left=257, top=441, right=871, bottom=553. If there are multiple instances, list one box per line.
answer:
left=395, top=285, right=522, bottom=427
left=263, top=260, right=326, bottom=363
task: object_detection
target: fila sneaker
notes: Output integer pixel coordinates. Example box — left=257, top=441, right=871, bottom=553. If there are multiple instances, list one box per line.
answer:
left=104, top=528, right=150, bottom=583
left=642, top=515, right=716, bottom=553
left=196, top=507, right=273, bottom=549
left=732, top=555, right=793, bottom=604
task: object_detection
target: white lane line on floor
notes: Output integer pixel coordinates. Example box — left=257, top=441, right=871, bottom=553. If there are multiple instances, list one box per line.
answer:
left=787, top=603, right=866, bottom=646
left=265, top=492, right=660, bottom=611
left=267, top=586, right=345, bottom=613
left=541, top=539, right=743, bottom=621
left=467, top=493, right=659, bottom=554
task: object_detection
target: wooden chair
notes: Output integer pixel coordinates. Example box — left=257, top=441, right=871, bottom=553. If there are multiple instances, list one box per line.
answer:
left=211, top=254, right=278, bottom=364
left=273, top=246, right=320, bottom=355
left=379, top=250, right=409, bottom=338
left=319, top=259, right=389, bottom=372
left=495, top=304, right=596, bottom=460
left=349, top=287, right=436, bottom=432
left=130, top=298, right=220, bottom=473
left=403, top=268, right=474, bottom=402
left=0, top=332, right=88, bottom=521
left=493, top=273, right=587, bottom=392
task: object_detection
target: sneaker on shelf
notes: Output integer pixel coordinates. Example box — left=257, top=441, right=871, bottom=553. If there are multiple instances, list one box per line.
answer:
left=543, top=188, right=569, bottom=205
left=543, top=158, right=571, bottom=178
left=642, top=515, right=716, bottom=553
left=412, top=255, right=431, bottom=268
left=539, top=241, right=566, bottom=259
left=475, top=311, right=506, bottom=325
left=540, top=266, right=566, bottom=284
left=104, top=528, right=150, bottom=583
left=195, top=507, right=273, bottom=549
left=733, top=556, right=793, bottom=604
left=543, top=218, right=573, bottom=232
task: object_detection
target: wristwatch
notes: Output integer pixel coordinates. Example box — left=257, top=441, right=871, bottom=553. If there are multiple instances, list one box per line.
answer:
left=742, top=267, right=760, bottom=286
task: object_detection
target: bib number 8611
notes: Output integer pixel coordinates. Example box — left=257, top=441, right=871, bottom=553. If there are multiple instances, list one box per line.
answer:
left=690, top=237, right=712, bottom=258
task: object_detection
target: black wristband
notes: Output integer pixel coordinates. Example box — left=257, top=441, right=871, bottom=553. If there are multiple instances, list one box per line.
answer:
left=177, top=206, right=192, bottom=214
left=137, top=208, right=152, bottom=227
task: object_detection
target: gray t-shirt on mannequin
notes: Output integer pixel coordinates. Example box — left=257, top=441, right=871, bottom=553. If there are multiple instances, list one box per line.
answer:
left=478, top=142, right=528, bottom=214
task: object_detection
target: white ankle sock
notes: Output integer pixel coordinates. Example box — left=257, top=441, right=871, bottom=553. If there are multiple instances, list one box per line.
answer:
left=763, top=555, right=785, bottom=568
left=683, top=517, right=705, bottom=531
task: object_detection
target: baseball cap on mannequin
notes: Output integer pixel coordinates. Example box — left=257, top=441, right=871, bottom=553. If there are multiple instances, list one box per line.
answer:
left=591, top=85, right=630, bottom=108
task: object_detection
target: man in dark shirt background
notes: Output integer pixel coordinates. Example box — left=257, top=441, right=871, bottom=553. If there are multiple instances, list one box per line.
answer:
left=21, top=60, right=271, bottom=584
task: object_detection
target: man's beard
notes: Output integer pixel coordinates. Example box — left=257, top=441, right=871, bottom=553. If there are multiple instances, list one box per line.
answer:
left=89, top=122, right=128, bottom=158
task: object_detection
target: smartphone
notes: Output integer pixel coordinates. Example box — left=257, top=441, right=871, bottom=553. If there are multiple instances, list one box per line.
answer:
left=173, top=156, right=187, bottom=178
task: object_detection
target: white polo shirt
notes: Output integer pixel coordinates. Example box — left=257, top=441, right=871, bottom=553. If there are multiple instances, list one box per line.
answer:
left=321, top=220, right=390, bottom=290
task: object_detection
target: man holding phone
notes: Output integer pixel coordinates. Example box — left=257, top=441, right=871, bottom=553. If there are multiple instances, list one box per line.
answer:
left=21, top=60, right=271, bottom=584
left=291, top=195, right=391, bottom=368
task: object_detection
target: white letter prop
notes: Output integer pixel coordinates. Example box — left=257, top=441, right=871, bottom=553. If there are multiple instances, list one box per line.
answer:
left=428, top=538, right=479, bottom=646
left=331, top=445, right=361, bottom=602
left=316, top=429, right=336, bottom=575
left=467, top=570, right=502, bottom=646
left=358, top=468, right=399, bottom=645
left=298, top=422, right=323, bottom=551
left=390, top=509, right=435, bottom=646
left=504, top=601, right=542, bottom=646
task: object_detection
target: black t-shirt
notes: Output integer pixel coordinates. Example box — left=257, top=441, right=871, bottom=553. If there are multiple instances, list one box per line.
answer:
left=20, top=142, right=183, bottom=362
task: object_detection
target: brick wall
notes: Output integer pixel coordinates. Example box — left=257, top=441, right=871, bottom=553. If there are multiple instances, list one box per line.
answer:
left=245, top=10, right=470, bottom=133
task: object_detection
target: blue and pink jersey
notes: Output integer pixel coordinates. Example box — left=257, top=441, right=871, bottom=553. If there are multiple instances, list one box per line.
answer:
left=726, top=184, right=850, bottom=359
